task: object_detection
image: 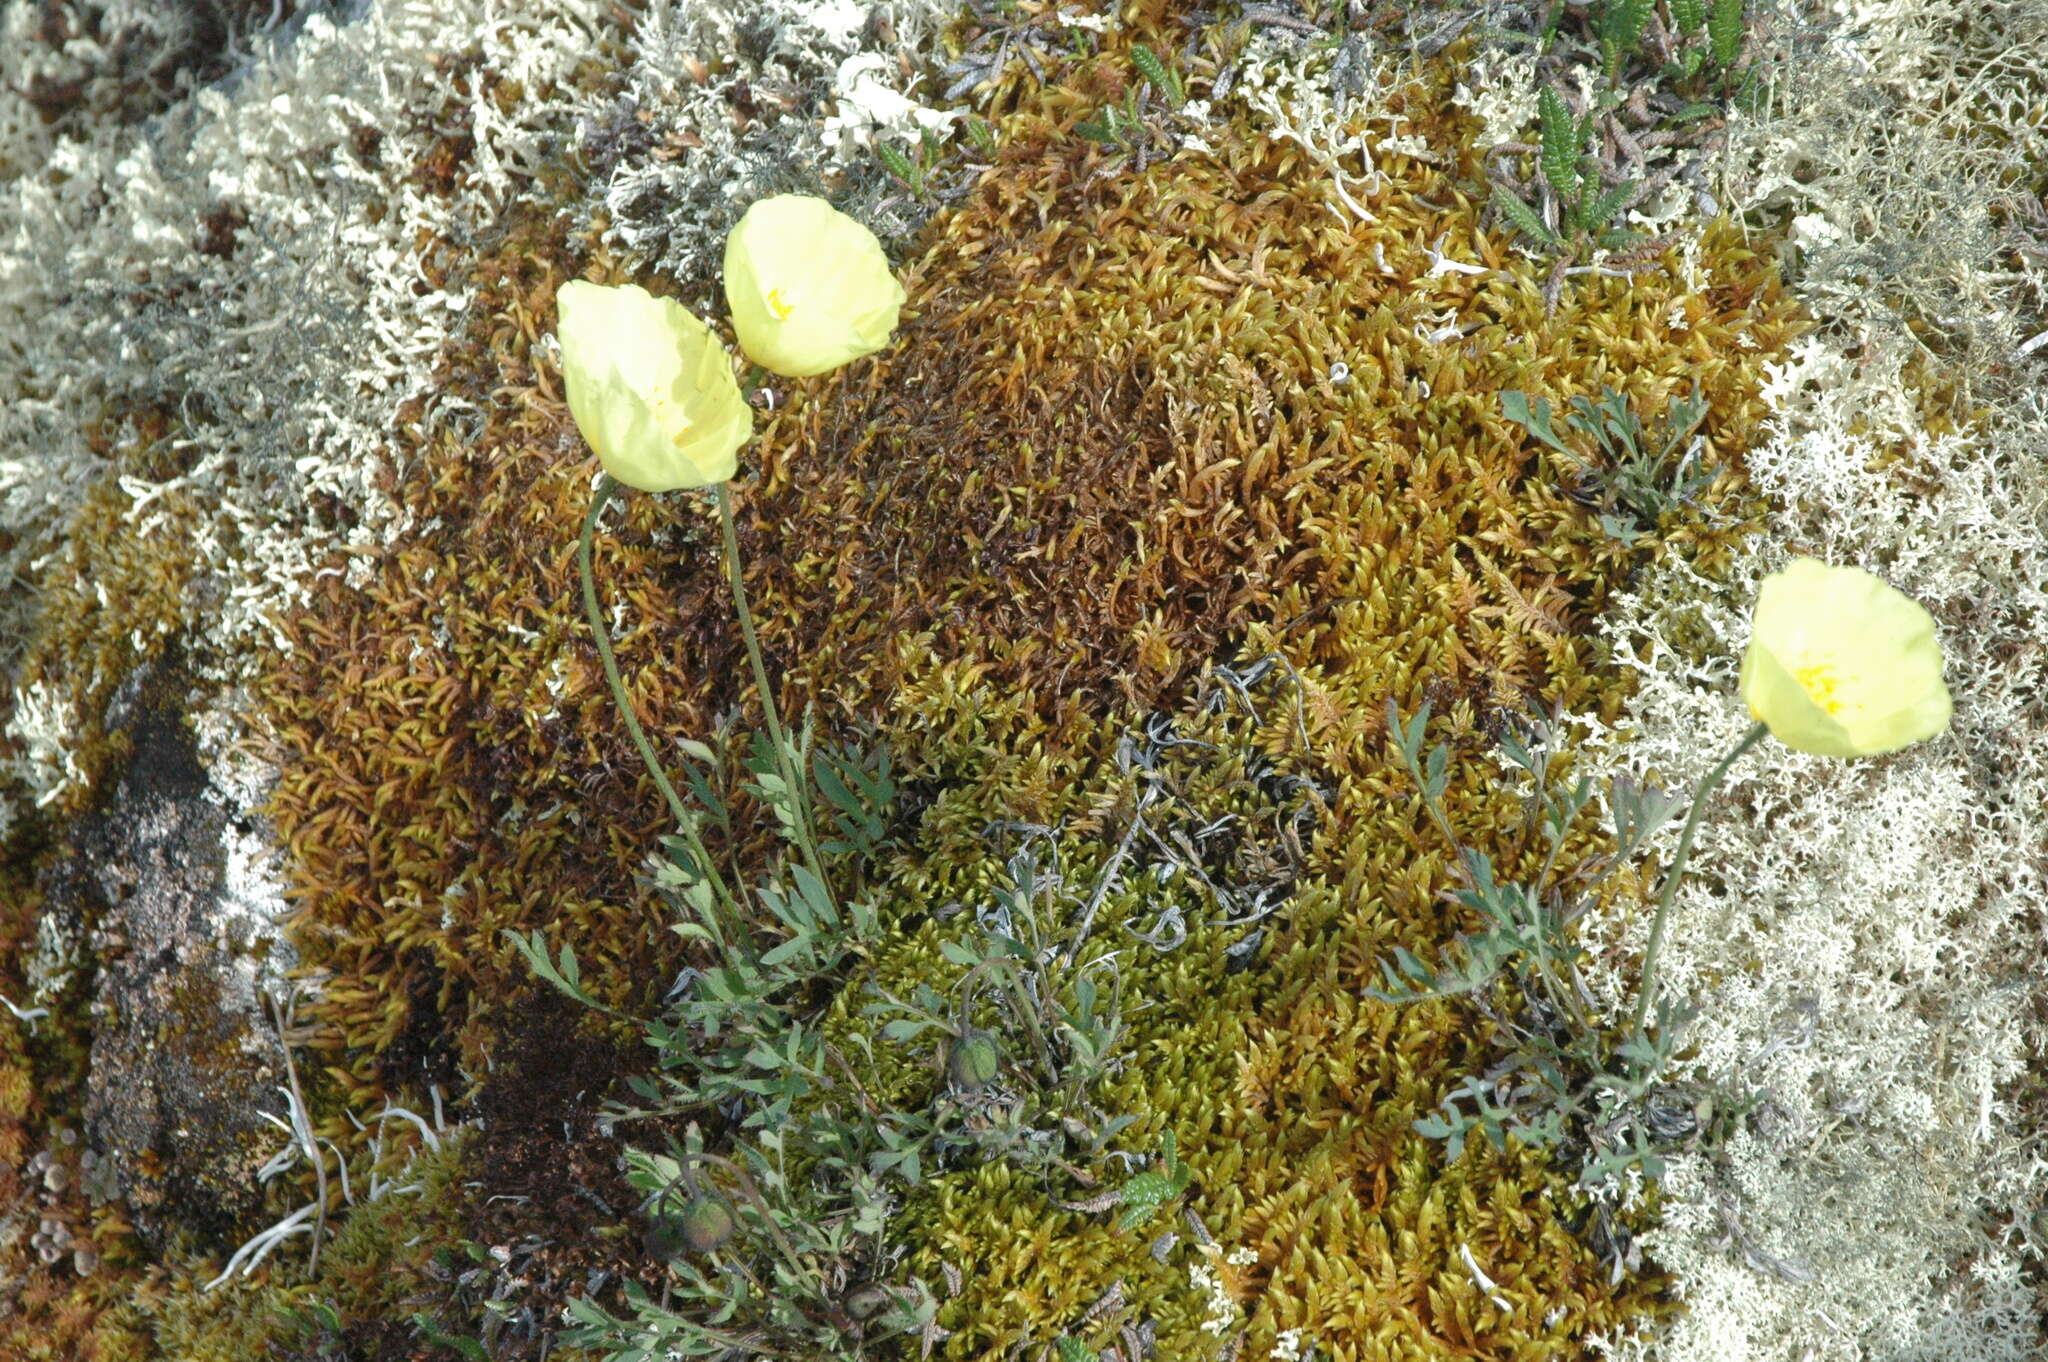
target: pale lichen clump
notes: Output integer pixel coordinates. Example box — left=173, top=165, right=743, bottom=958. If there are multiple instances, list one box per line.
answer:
left=0, top=0, right=631, bottom=826
left=567, top=0, right=963, bottom=296
left=1563, top=4, right=2048, bottom=1360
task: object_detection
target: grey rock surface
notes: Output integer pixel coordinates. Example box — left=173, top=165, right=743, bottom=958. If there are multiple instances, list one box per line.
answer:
left=35, top=650, right=290, bottom=1248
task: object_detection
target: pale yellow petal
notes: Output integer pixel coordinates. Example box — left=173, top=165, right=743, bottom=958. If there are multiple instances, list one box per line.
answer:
left=724, top=194, right=905, bottom=378
left=1741, top=558, right=1952, bottom=758
left=555, top=280, right=750, bottom=492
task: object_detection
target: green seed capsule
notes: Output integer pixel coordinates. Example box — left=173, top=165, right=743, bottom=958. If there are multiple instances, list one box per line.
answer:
left=645, top=1196, right=736, bottom=1259
left=948, top=1032, right=1002, bottom=1089
left=681, top=1196, right=737, bottom=1252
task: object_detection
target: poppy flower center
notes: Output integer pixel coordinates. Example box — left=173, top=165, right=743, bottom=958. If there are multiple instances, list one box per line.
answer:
left=766, top=287, right=796, bottom=321
left=1794, top=661, right=1847, bottom=715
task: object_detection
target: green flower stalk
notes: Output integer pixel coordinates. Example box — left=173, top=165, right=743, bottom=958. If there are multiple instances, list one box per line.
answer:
left=1634, top=558, right=1954, bottom=1033
left=1629, top=718, right=1766, bottom=1038
left=550, top=199, right=906, bottom=969
left=558, top=279, right=827, bottom=935
left=574, top=476, right=738, bottom=922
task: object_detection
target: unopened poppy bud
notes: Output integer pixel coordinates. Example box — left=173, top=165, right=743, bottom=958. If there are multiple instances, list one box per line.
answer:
left=647, top=1195, right=736, bottom=1259
left=678, top=1195, right=736, bottom=1253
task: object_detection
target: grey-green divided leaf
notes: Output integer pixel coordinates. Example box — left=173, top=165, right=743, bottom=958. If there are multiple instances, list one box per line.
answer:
left=1422, top=742, right=1450, bottom=804
left=812, top=738, right=895, bottom=861
left=1500, top=390, right=1576, bottom=457
left=1609, top=775, right=1688, bottom=857
left=503, top=928, right=623, bottom=1017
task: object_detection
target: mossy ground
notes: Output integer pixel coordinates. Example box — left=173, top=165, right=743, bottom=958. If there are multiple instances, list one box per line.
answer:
left=0, top=1, right=1814, bottom=1357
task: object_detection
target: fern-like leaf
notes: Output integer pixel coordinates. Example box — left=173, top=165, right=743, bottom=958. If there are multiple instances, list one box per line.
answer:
left=1492, top=185, right=1559, bottom=247
left=876, top=140, right=920, bottom=189
left=1671, top=0, right=1707, bottom=35
left=1129, top=44, right=1184, bottom=108
left=1708, top=0, right=1744, bottom=66
left=1598, top=0, right=1654, bottom=74
left=1116, top=1172, right=1180, bottom=1229
left=1537, top=89, right=1581, bottom=198
left=1578, top=178, right=1637, bottom=233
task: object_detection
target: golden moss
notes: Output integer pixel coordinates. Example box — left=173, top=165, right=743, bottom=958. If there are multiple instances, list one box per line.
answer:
left=828, top=650, right=1677, bottom=1359
left=6, top=470, right=202, bottom=817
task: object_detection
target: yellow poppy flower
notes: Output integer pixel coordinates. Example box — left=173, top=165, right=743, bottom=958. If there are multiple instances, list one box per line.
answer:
left=723, top=195, right=906, bottom=378
left=556, top=280, right=752, bottom=492
left=1739, top=558, right=1953, bottom=757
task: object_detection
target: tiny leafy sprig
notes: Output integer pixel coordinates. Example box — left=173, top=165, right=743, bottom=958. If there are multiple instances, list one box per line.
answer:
left=1115, top=1129, right=1193, bottom=1231
left=1074, top=44, right=1195, bottom=163
left=876, top=128, right=951, bottom=201
left=1706, top=0, right=1746, bottom=68
left=860, top=840, right=1136, bottom=1174
left=1501, top=384, right=1714, bottom=547
left=1591, top=0, right=1653, bottom=81
left=1127, top=44, right=1186, bottom=108
left=1569, top=0, right=1752, bottom=93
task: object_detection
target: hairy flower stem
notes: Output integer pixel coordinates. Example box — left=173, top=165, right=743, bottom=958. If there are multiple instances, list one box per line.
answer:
left=578, top=475, right=739, bottom=934
left=713, top=483, right=831, bottom=897
left=1631, top=721, right=1770, bottom=1040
